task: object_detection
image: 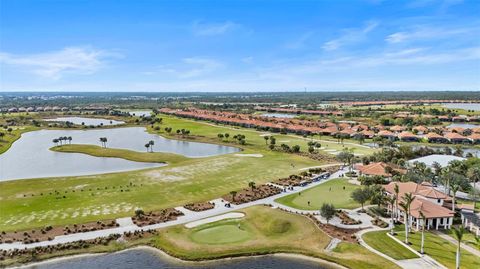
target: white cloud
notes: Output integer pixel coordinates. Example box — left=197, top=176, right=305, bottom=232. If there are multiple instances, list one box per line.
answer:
left=192, top=21, right=239, bottom=36
left=322, top=20, right=379, bottom=51
left=386, top=25, right=478, bottom=44
left=0, top=47, right=119, bottom=79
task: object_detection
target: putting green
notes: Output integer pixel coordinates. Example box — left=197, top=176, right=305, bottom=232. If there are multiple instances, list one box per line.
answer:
left=190, top=221, right=252, bottom=244
left=275, top=178, right=361, bottom=209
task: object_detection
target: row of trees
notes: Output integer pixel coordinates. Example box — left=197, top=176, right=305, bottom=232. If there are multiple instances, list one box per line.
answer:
left=52, top=136, right=72, bottom=146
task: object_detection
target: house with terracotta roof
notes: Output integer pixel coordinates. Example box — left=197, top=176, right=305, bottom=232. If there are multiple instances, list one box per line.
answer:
left=389, top=125, right=405, bottom=133
left=384, top=182, right=454, bottom=230
left=397, top=131, right=420, bottom=142
left=425, top=132, right=449, bottom=143
left=413, top=126, right=429, bottom=135
left=469, top=133, right=480, bottom=144
left=355, top=162, right=406, bottom=177
left=377, top=130, right=397, bottom=140
left=445, top=132, right=471, bottom=144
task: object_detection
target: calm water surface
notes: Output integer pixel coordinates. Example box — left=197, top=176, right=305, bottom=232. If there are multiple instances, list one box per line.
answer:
left=128, top=111, right=152, bottom=117
left=0, top=127, right=239, bottom=181
left=45, top=117, right=125, bottom=126
left=447, top=123, right=479, bottom=129
left=261, top=113, right=297, bottom=118
left=443, top=103, right=480, bottom=111
left=24, top=249, right=330, bottom=269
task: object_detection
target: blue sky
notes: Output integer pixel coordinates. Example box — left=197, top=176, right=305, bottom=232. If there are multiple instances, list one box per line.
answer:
left=1, top=0, right=479, bottom=92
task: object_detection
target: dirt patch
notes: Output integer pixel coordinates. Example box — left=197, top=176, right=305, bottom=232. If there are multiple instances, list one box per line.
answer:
left=132, top=208, right=184, bottom=227
left=184, top=202, right=215, bottom=212
left=0, top=220, right=119, bottom=244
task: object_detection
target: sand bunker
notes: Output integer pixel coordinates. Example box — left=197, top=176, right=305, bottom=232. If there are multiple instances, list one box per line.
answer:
left=185, top=212, right=245, bottom=228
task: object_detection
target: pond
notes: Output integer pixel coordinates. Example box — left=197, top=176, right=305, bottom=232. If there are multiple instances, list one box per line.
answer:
left=447, top=123, right=479, bottom=129
left=261, top=113, right=297, bottom=118
left=443, top=103, right=480, bottom=111
left=0, top=127, right=239, bottom=181
left=45, top=117, right=125, bottom=126
left=23, top=248, right=334, bottom=269
left=128, top=111, right=152, bottom=117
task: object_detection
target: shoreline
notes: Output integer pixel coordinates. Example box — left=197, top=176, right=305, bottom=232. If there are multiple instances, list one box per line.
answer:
left=8, top=245, right=347, bottom=269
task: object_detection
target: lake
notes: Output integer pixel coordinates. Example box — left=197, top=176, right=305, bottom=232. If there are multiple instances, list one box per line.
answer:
left=45, top=117, right=125, bottom=126
left=22, top=248, right=333, bottom=269
left=447, top=123, right=479, bottom=129
left=128, top=111, right=152, bottom=117
left=443, top=103, right=480, bottom=111
left=0, top=127, right=239, bottom=181
left=261, top=113, right=297, bottom=118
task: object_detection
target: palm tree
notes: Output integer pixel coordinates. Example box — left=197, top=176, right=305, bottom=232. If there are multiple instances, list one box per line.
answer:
left=399, top=193, right=414, bottom=244
left=452, top=226, right=466, bottom=269
left=145, top=143, right=150, bottom=152
left=67, top=136, right=72, bottom=144
left=149, top=140, right=154, bottom=152
left=386, top=195, right=396, bottom=235
left=264, top=136, right=269, bottom=145
left=404, top=193, right=415, bottom=232
left=467, top=167, right=480, bottom=210
left=248, top=181, right=256, bottom=191
left=230, top=191, right=237, bottom=202
left=450, top=181, right=461, bottom=211
left=52, top=138, right=59, bottom=146
left=419, top=211, right=426, bottom=254
left=394, top=183, right=400, bottom=221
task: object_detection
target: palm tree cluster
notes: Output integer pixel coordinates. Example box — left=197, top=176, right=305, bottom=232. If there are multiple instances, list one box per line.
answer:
left=164, top=127, right=173, bottom=133
left=232, top=134, right=246, bottom=145
left=144, top=140, right=155, bottom=152
left=176, top=128, right=190, bottom=136
left=52, top=136, right=72, bottom=146
left=217, top=133, right=230, bottom=140
left=263, top=136, right=276, bottom=149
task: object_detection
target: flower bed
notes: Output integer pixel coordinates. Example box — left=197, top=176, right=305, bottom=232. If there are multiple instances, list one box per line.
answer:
left=184, top=201, right=215, bottom=212
left=222, top=184, right=282, bottom=205
left=0, top=220, right=119, bottom=244
left=132, top=208, right=184, bottom=227
left=336, top=210, right=361, bottom=225
left=307, top=215, right=361, bottom=243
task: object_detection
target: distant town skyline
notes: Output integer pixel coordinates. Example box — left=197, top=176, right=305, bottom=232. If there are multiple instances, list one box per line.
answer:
left=1, top=0, right=479, bottom=92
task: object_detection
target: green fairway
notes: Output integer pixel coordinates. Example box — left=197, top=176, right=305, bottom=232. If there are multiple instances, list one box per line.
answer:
left=190, top=220, right=253, bottom=244
left=363, top=230, right=418, bottom=260
left=154, top=206, right=400, bottom=269
left=394, top=230, right=480, bottom=269
left=274, top=178, right=361, bottom=210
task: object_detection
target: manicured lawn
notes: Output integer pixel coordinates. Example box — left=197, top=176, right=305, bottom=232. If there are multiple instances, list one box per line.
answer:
left=190, top=220, right=253, bottom=244
left=275, top=178, right=361, bottom=210
left=394, top=230, right=480, bottom=269
left=51, top=144, right=189, bottom=164
left=154, top=206, right=400, bottom=269
left=363, top=230, right=418, bottom=260
left=443, top=229, right=479, bottom=249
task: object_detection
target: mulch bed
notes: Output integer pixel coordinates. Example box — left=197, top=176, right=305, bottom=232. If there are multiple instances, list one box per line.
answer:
left=132, top=208, right=184, bottom=227
left=274, top=174, right=311, bottom=187
left=0, top=220, right=119, bottom=244
left=308, top=215, right=361, bottom=243
left=222, top=184, right=282, bottom=205
left=184, top=202, right=215, bottom=212
left=336, top=210, right=361, bottom=225
left=0, top=229, right=158, bottom=263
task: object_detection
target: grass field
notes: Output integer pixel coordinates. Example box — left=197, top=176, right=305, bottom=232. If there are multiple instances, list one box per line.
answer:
left=363, top=230, right=418, bottom=260
left=274, top=178, right=361, bottom=210
left=394, top=230, right=480, bottom=269
left=0, top=126, right=38, bottom=154
left=0, top=115, right=330, bottom=231
left=154, top=206, right=400, bottom=269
